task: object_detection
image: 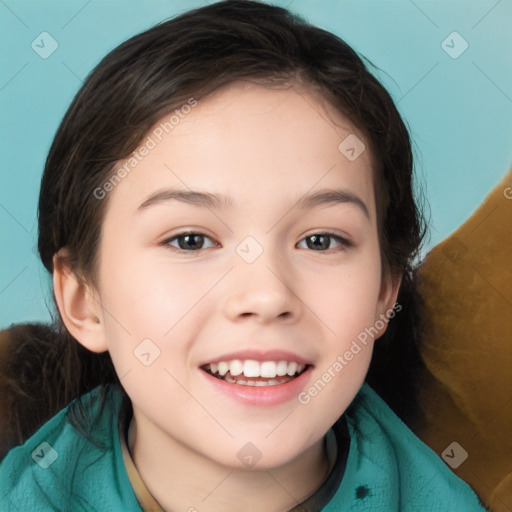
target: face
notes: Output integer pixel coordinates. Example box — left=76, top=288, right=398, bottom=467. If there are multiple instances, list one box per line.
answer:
left=89, top=81, right=397, bottom=469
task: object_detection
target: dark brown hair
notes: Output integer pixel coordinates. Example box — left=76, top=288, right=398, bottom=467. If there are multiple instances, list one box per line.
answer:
left=3, top=0, right=426, bottom=451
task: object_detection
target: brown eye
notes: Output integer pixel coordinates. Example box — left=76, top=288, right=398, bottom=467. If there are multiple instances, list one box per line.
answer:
left=165, top=232, right=217, bottom=251
left=297, top=233, right=351, bottom=251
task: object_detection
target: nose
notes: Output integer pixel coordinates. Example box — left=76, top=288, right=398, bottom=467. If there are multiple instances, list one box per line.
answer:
left=223, top=253, right=303, bottom=325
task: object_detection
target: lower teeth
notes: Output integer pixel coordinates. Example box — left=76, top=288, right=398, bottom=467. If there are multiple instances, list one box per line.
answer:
left=226, top=377, right=284, bottom=386
left=217, top=373, right=294, bottom=386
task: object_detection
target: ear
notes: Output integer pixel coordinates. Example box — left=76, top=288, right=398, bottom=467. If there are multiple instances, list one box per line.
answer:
left=374, top=271, right=402, bottom=339
left=53, top=252, right=108, bottom=353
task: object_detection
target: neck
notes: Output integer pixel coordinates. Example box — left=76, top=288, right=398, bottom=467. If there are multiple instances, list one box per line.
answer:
left=128, top=414, right=331, bottom=512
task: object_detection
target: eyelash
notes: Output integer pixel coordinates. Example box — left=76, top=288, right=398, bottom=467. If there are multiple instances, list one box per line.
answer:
left=161, top=231, right=352, bottom=253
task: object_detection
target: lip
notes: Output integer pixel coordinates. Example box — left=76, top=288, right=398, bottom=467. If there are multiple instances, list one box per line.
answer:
left=201, top=365, right=313, bottom=406
left=199, top=349, right=311, bottom=366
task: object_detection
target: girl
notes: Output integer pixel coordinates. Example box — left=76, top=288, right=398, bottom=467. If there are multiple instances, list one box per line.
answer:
left=0, top=1, right=487, bottom=510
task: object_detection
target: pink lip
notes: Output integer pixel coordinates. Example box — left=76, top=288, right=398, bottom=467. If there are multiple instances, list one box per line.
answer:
left=201, top=366, right=313, bottom=406
left=199, top=349, right=311, bottom=366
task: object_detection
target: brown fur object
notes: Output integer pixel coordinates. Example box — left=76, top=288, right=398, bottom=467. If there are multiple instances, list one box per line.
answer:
left=416, top=170, right=512, bottom=511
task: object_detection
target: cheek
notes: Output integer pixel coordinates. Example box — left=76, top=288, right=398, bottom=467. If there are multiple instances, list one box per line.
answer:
left=298, top=261, right=381, bottom=427
left=96, top=248, right=225, bottom=375
left=308, top=251, right=383, bottom=336
left=95, top=253, right=202, bottom=410
left=98, top=249, right=204, bottom=334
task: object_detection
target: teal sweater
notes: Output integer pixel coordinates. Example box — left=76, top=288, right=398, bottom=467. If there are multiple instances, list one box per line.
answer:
left=0, top=383, right=487, bottom=511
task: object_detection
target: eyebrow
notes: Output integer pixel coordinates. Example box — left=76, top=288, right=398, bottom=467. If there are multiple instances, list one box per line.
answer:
left=295, top=189, right=370, bottom=219
left=138, top=187, right=370, bottom=219
left=138, top=189, right=233, bottom=210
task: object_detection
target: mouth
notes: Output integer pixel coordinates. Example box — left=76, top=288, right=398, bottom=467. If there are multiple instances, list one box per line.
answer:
left=201, top=359, right=310, bottom=387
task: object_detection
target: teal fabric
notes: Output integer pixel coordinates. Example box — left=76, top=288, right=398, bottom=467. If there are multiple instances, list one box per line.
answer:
left=326, top=385, right=487, bottom=511
left=0, top=386, right=140, bottom=511
left=0, top=383, right=487, bottom=511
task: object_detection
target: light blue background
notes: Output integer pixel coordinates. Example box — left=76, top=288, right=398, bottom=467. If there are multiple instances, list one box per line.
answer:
left=1, top=0, right=511, bottom=327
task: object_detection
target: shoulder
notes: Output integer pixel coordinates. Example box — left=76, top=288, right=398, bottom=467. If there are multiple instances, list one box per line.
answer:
left=0, top=384, right=139, bottom=511
left=326, top=383, right=488, bottom=511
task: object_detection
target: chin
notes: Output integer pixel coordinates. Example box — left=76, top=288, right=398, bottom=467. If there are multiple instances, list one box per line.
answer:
left=204, top=436, right=317, bottom=472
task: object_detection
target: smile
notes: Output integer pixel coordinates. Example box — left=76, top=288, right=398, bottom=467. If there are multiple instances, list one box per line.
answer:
left=202, top=359, right=308, bottom=387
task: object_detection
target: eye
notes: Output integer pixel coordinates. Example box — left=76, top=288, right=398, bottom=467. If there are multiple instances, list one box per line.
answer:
left=297, top=233, right=351, bottom=251
left=162, top=231, right=350, bottom=253
left=164, top=232, right=218, bottom=251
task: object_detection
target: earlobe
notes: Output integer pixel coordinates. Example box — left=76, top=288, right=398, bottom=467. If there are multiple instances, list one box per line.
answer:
left=53, top=253, right=108, bottom=353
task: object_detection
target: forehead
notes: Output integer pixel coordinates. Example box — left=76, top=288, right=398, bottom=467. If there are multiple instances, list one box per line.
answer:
left=172, top=81, right=371, bottom=165
left=107, top=81, right=376, bottom=217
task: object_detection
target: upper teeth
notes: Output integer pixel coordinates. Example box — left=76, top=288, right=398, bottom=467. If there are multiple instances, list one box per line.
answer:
left=207, top=360, right=306, bottom=379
